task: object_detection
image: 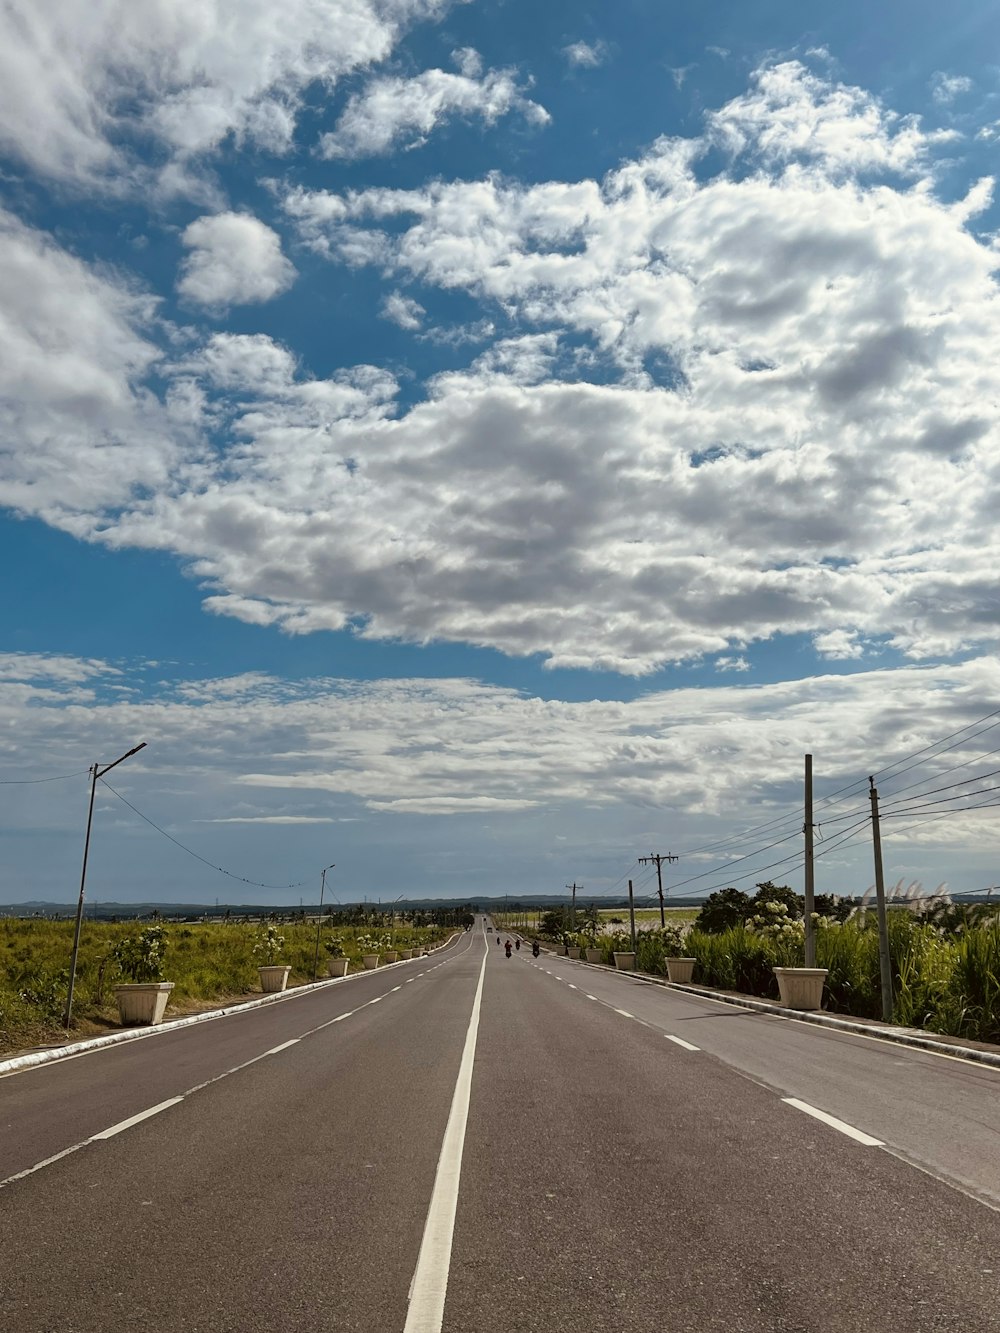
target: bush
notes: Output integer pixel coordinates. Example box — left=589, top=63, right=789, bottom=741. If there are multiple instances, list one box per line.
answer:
left=694, top=888, right=750, bottom=934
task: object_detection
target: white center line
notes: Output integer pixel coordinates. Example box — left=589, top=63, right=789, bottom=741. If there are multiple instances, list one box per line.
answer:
left=585, top=994, right=597, bottom=1000
left=567, top=984, right=578, bottom=990
left=93, top=1097, right=185, bottom=1140
left=404, top=948, right=488, bottom=1333
left=782, top=1097, right=884, bottom=1146
left=664, top=1034, right=700, bottom=1052
left=264, top=1039, right=300, bottom=1055
left=614, top=1008, right=634, bottom=1018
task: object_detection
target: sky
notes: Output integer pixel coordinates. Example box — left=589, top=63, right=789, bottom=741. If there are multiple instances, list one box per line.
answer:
left=2, top=0, right=1000, bottom=908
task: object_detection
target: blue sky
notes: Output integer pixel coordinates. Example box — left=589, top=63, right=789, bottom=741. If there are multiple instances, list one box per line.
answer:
left=2, top=0, right=1000, bottom=907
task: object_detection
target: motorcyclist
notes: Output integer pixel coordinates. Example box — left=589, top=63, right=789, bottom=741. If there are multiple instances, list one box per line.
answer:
left=505, top=939, right=512, bottom=958
left=532, top=940, right=540, bottom=957
left=515, top=938, right=521, bottom=951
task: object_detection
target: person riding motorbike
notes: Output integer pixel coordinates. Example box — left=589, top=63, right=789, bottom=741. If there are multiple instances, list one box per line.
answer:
left=532, top=940, right=540, bottom=957
left=515, top=938, right=521, bottom=951
left=505, top=940, right=512, bottom=958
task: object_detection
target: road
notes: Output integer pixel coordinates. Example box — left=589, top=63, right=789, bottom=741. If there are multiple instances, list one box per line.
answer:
left=2, top=920, right=1000, bottom=1332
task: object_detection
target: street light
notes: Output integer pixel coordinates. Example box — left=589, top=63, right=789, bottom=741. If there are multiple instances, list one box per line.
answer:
left=64, top=741, right=147, bottom=1028
left=389, top=893, right=405, bottom=947
left=311, top=863, right=336, bottom=983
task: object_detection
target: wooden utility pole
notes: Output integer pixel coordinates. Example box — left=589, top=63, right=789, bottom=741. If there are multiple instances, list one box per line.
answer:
left=869, top=777, right=894, bottom=1022
left=566, top=882, right=581, bottom=931
left=639, top=852, right=678, bottom=927
left=628, top=879, right=637, bottom=952
left=804, top=755, right=816, bottom=968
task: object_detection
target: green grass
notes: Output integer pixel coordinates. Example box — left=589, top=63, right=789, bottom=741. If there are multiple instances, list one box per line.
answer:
left=0, top=918, right=449, bottom=1056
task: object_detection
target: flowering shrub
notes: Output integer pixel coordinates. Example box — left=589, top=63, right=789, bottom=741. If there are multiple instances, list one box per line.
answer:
left=323, top=934, right=345, bottom=957
left=253, top=925, right=285, bottom=965
left=114, top=926, right=167, bottom=983
left=356, top=932, right=389, bottom=956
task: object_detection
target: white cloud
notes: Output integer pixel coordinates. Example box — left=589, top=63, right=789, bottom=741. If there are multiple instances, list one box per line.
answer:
left=715, top=656, right=750, bottom=673
left=0, top=206, right=184, bottom=523
left=4, top=655, right=1000, bottom=897
left=381, top=292, right=426, bottom=329
left=177, top=213, right=297, bottom=311
left=814, top=630, right=864, bottom=660
left=707, top=61, right=955, bottom=175
left=0, top=0, right=453, bottom=190
left=7, top=63, right=1000, bottom=678
left=318, top=53, right=549, bottom=160
left=562, top=41, right=608, bottom=69
left=931, top=72, right=974, bottom=106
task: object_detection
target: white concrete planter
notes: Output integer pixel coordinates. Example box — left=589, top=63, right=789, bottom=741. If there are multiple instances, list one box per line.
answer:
left=558, top=945, right=568, bottom=956
left=613, top=952, right=636, bottom=971
left=773, top=967, right=828, bottom=1010
left=259, top=965, right=291, bottom=993
left=566, top=946, right=582, bottom=959
left=114, top=982, right=174, bottom=1026
left=326, top=957, right=349, bottom=978
left=384, top=950, right=398, bottom=963
left=585, top=948, right=603, bottom=964
left=666, top=957, right=697, bottom=985
left=399, top=949, right=412, bottom=959
left=362, top=954, right=380, bottom=970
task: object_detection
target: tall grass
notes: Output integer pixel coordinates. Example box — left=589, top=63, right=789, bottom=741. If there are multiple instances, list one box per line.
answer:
left=678, top=914, right=1000, bottom=1043
left=0, top=918, right=449, bottom=1054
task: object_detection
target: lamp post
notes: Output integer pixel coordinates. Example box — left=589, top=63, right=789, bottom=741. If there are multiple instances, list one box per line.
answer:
left=64, top=741, right=147, bottom=1028
left=388, top=893, right=406, bottom=948
left=311, top=863, right=336, bottom=983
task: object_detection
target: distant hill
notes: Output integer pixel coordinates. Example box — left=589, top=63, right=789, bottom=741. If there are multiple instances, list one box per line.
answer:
left=0, top=892, right=711, bottom=919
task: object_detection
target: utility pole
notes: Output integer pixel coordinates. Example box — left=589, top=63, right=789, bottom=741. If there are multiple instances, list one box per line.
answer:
left=804, top=754, right=816, bottom=968
left=64, top=741, right=147, bottom=1028
left=628, top=879, right=637, bottom=953
left=311, top=863, right=335, bottom=983
left=869, top=777, right=894, bottom=1022
left=566, top=883, right=581, bottom=931
left=638, top=853, right=678, bottom=927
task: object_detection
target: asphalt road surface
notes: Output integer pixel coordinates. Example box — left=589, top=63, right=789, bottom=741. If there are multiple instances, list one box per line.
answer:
left=3, top=920, right=1000, bottom=1332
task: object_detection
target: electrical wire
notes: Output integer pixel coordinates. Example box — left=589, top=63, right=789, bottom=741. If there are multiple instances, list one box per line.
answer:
left=0, top=768, right=91, bottom=785
left=98, top=777, right=312, bottom=891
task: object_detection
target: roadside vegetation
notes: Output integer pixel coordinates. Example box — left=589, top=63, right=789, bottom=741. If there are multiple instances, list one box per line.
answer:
left=0, top=912, right=459, bottom=1056
left=530, top=885, right=1000, bottom=1045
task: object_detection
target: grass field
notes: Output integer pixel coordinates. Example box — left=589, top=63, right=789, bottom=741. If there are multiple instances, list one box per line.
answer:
left=598, top=907, right=699, bottom=923
left=0, top=917, right=449, bottom=1057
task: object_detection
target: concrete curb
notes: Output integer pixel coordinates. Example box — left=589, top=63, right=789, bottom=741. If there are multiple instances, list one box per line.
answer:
left=0, top=938, right=458, bottom=1078
left=543, top=949, right=1000, bottom=1072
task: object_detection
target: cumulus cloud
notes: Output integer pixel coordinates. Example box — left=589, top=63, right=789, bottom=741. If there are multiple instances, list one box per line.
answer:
left=0, top=0, right=453, bottom=190
left=562, top=41, right=608, bottom=69
left=6, top=62, right=1000, bottom=677
left=931, top=72, right=974, bottom=106
left=318, top=52, right=549, bottom=160
left=381, top=292, right=426, bottom=329
left=177, top=212, right=297, bottom=311
left=0, top=207, right=185, bottom=523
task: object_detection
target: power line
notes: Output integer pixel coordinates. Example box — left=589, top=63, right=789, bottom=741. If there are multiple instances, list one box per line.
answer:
left=98, top=777, right=312, bottom=891
left=0, top=768, right=91, bottom=785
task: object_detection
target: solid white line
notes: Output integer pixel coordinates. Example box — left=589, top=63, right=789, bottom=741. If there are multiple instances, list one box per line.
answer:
left=404, top=947, right=488, bottom=1333
left=614, top=1008, right=634, bottom=1018
left=93, top=1096, right=185, bottom=1140
left=664, top=1034, right=700, bottom=1052
left=265, top=1039, right=300, bottom=1055
left=781, top=1098, right=884, bottom=1146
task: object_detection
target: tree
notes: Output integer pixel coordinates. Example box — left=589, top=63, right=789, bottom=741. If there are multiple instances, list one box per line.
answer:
left=751, top=882, right=802, bottom=919
left=694, top=888, right=751, bottom=934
